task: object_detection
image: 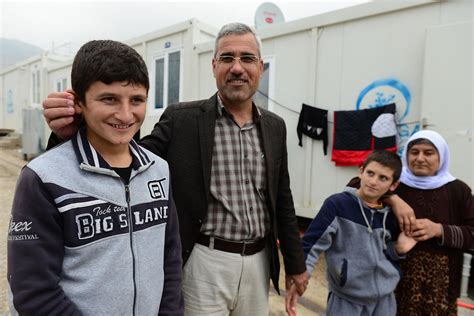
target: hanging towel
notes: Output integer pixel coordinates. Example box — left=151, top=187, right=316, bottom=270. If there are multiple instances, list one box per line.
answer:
left=297, top=103, right=328, bottom=155
left=332, top=103, right=397, bottom=166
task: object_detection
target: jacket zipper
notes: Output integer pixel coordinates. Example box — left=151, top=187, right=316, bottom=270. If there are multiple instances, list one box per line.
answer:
left=125, top=185, right=137, bottom=316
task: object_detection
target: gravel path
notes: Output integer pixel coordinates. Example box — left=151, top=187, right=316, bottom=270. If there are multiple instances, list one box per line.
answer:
left=0, top=149, right=26, bottom=315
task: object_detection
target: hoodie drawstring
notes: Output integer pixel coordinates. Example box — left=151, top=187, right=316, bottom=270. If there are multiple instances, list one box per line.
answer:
left=357, top=196, right=389, bottom=250
left=357, top=197, right=373, bottom=233
left=382, top=211, right=388, bottom=250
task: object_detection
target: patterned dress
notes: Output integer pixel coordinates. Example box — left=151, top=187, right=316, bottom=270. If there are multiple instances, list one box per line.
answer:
left=395, top=180, right=474, bottom=315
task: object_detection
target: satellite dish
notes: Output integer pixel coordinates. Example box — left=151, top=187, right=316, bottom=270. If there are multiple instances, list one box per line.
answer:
left=255, top=2, right=285, bottom=29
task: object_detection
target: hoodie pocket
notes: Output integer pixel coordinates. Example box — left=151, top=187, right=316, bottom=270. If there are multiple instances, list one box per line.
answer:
left=338, top=259, right=348, bottom=287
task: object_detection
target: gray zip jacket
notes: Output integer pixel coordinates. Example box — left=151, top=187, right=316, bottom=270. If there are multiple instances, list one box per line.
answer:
left=8, top=129, right=183, bottom=315
left=302, top=187, right=403, bottom=305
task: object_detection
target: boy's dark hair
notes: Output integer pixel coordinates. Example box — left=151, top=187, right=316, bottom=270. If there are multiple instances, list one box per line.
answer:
left=71, top=40, right=149, bottom=104
left=362, top=150, right=402, bottom=182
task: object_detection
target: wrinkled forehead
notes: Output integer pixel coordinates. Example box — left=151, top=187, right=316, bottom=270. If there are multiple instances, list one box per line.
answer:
left=407, top=138, right=438, bottom=152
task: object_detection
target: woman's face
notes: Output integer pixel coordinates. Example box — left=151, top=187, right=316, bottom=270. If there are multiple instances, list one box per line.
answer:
left=407, top=143, right=440, bottom=176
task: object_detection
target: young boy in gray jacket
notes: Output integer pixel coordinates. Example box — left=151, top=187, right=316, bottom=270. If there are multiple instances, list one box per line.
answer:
left=8, top=40, right=183, bottom=315
left=287, top=150, right=416, bottom=316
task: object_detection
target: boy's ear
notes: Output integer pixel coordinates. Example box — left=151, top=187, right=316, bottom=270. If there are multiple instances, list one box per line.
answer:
left=389, top=180, right=400, bottom=192
left=358, top=166, right=364, bottom=179
left=75, top=101, right=84, bottom=114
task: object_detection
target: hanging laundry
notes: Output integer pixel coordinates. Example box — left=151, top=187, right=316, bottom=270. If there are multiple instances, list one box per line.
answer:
left=332, top=103, right=397, bottom=166
left=297, top=103, right=328, bottom=155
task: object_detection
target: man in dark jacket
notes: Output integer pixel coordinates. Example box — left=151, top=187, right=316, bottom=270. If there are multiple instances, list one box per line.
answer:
left=43, top=23, right=307, bottom=315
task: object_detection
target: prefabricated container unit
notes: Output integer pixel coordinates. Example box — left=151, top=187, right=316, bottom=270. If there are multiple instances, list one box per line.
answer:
left=195, top=0, right=473, bottom=218
left=1, top=1, right=471, bottom=219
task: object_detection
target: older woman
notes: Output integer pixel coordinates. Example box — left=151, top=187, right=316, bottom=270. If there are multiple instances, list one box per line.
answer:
left=394, top=130, right=474, bottom=315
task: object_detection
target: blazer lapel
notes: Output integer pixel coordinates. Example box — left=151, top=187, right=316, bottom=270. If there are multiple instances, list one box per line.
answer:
left=198, top=94, right=218, bottom=202
left=259, top=114, right=276, bottom=213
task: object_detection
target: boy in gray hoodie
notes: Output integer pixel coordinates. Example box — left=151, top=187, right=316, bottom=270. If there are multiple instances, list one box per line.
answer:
left=286, top=150, right=416, bottom=316
left=8, top=40, right=183, bottom=315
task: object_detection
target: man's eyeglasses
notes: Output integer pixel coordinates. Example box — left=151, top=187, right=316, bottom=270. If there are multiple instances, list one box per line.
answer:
left=216, top=55, right=260, bottom=65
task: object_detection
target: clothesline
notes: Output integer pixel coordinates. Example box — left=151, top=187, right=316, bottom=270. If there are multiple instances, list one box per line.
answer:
left=255, top=90, right=420, bottom=126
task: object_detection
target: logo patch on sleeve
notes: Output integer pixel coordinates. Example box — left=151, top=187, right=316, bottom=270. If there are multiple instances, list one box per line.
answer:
left=8, top=215, right=40, bottom=241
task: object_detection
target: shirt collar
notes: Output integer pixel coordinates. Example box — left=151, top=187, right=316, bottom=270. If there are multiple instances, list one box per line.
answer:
left=216, top=94, right=262, bottom=124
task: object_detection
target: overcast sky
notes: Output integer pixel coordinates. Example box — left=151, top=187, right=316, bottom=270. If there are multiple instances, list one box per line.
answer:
left=1, top=1, right=367, bottom=51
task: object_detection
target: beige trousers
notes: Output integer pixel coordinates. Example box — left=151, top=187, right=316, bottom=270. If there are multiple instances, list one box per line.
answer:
left=182, top=243, right=270, bottom=316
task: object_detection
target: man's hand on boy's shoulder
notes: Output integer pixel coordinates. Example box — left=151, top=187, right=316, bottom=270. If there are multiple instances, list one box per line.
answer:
left=43, top=90, right=82, bottom=140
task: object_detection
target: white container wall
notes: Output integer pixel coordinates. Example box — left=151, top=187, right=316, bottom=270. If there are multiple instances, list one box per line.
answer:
left=254, top=0, right=473, bottom=218
left=0, top=1, right=471, bottom=219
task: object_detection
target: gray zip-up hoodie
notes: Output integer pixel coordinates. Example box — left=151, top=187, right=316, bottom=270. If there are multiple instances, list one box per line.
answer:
left=8, top=129, right=183, bottom=315
left=302, top=187, right=403, bottom=305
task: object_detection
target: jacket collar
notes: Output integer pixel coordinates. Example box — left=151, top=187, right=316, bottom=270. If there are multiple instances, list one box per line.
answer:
left=71, top=127, right=152, bottom=171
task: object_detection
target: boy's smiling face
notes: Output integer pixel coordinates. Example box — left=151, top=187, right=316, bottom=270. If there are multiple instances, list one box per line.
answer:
left=357, top=161, right=399, bottom=204
left=76, top=81, right=147, bottom=154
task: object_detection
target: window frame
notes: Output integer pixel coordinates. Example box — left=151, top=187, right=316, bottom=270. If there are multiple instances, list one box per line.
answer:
left=55, top=77, right=68, bottom=92
left=254, top=55, right=275, bottom=112
left=150, top=47, right=183, bottom=114
left=31, top=69, right=40, bottom=105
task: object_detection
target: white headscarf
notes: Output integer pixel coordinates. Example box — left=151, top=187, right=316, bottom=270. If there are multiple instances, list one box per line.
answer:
left=400, top=130, right=456, bottom=189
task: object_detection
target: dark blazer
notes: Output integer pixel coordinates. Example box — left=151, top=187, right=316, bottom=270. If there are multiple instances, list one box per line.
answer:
left=141, top=93, right=305, bottom=292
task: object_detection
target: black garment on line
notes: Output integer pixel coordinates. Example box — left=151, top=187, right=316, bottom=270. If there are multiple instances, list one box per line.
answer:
left=297, top=103, right=328, bottom=155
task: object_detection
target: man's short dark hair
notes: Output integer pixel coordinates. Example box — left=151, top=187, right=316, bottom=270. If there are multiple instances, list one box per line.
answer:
left=362, top=150, right=402, bottom=183
left=71, top=40, right=149, bottom=104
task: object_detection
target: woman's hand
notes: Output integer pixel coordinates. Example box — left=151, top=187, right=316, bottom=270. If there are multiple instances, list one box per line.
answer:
left=411, top=218, right=443, bottom=241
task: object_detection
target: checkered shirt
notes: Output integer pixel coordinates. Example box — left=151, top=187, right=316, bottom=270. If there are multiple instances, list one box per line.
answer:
left=200, top=97, right=270, bottom=241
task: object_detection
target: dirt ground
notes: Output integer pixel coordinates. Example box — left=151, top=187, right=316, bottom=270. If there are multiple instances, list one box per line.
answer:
left=268, top=257, right=328, bottom=316
left=0, top=148, right=27, bottom=314
left=0, top=147, right=328, bottom=315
